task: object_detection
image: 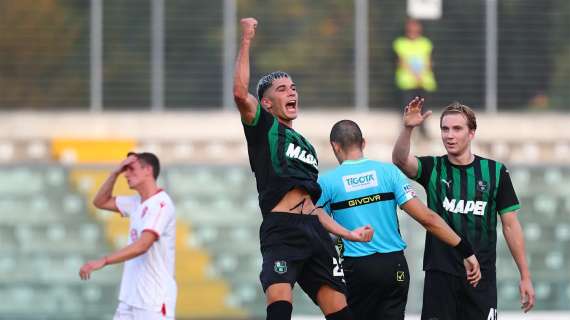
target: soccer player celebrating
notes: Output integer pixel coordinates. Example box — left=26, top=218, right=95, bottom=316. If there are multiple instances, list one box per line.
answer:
left=79, top=152, right=177, bottom=320
left=234, top=17, right=373, bottom=320
left=392, top=98, right=535, bottom=320
left=317, top=120, right=481, bottom=320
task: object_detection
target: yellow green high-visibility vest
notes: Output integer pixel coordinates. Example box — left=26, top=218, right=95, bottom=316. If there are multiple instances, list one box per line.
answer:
left=393, top=36, right=437, bottom=91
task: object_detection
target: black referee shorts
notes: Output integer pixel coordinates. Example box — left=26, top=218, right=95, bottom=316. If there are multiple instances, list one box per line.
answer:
left=342, top=251, right=410, bottom=320
left=421, top=269, right=497, bottom=320
left=259, top=212, right=347, bottom=305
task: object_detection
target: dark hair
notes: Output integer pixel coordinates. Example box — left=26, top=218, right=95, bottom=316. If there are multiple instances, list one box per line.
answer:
left=330, top=120, right=364, bottom=150
left=440, top=102, right=477, bottom=130
left=127, top=152, right=160, bottom=180
left=256, top=71, right=292, bottom=99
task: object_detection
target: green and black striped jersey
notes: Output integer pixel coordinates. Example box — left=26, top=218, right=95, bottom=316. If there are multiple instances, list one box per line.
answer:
left=243, top=104, right=321, bottom=216
left=414, top=155, right=520, bottom=276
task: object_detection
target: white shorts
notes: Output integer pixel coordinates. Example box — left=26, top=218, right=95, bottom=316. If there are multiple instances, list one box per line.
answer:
left=113, top=302, right=174, bottom=320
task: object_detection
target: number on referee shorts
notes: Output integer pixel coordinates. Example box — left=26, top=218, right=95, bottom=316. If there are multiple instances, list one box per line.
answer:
left=332, top=257, right=344, bottom=277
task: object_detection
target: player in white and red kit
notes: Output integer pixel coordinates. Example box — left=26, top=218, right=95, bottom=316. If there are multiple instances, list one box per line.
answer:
left=79, top=152, right=177, bottom=320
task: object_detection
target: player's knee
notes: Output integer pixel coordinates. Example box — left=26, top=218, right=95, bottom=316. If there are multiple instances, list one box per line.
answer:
left=266, top=300, right=292, bottom=320
left=316, top=285, right=349, bottom=314
left=325, top=306, right=353, bottom=320
left=265, top=283, right=293, bottom=304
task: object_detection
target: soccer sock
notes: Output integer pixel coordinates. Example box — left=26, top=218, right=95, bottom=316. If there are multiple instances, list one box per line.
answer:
left=325, top=306, right=353, bottom=320
left=266, top=300, right=292, bottom=320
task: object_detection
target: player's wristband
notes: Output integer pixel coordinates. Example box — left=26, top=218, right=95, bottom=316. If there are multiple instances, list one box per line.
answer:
left=454, top=239, right=474, bottom=259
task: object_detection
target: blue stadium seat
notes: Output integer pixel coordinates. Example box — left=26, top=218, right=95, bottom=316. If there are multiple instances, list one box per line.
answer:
left=511, top=168, right=530, bottom=195
left=532, top=196, right=557, bottom=220
left=564, top=198, right=570, bottom=215
left=544, top=251, right=564, bottom=271
left=498, top=281, right=519, bottom=303
left=555, top=224, right=570, bottom=241
left=524, top=222, right=542, bottom=242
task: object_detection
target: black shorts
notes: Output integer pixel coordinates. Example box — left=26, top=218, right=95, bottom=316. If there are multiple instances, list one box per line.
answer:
left=259, top=212, right=347, bottom=304
left=421, top=270, right=497, bottom=320
left=342, top=251, right=410, bottom=320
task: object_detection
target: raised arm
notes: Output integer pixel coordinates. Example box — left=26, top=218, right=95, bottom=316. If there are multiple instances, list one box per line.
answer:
left=501, top=212, right=535, bottom=312
left=401, top=198, right=481, bottom=286
left=392, top=97, right=431, bottom=178
left=233, top=17, right=260, bottom=124
left=92, top=155, right=137, bottom=212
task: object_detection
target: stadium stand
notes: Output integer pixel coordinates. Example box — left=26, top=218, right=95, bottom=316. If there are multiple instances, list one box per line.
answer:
left=1, top=1, right=569, bottom=318
left=52, top=139, right=137, bottom=164
left=0, top=111, right=569, bottom=318
left=68, top=167, right=245, bottom=319
left=0, top=166, right=119, bottom=320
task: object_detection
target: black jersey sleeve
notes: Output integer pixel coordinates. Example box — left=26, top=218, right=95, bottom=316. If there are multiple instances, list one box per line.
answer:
left=496, top=164, right=521, bottom=215
left=242, top=104, right=275, bottom=144
left=414, top=156, right=435, bottom=188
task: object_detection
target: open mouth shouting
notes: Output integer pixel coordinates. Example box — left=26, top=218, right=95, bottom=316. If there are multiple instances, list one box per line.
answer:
left=285, top=100, right=297, bottom=112
left=283, top=100, right=298, bottom=118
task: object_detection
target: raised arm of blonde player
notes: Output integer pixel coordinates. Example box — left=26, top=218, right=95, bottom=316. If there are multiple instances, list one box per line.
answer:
left=91, top=155, right=138, bottom=213
left=501, top=211, right=535, bottom=312
left=79, top=231, right=158, bottom=280
left=392, top=97, right=432, bottom=178
left=233, top=17, right=260, bottom=125
left=401, top=197, right=481, bottom=286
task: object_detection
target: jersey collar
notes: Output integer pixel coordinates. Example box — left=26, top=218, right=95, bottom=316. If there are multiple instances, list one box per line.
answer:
left=445, top=155, right=479, bottom=168
left=341, top=157, right=368, bottom=165
left=140, top=188, right=164, bottom=204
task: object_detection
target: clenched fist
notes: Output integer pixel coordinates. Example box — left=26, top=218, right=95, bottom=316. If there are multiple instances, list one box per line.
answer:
left=240, top=17, right=258, bottom=41
left=346, top=225, right=374, bottom=242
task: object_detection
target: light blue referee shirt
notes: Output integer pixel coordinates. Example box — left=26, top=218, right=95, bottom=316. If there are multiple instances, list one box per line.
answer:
left=317, top=158, right=416, bottom=257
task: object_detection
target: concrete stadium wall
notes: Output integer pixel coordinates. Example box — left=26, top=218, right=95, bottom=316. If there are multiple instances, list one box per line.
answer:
left=2, top=110, right=570, bottom=140
left=1, top=110, right=569, bottom=165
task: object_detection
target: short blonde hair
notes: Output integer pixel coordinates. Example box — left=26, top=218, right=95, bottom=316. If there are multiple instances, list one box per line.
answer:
left=440, top=102, right=477, bottom=130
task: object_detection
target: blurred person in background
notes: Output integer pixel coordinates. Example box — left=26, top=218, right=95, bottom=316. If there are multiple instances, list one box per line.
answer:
left=79, top=152, right=177, bottom=320
left=234, top=17, right=374, bottom=320
left=393, top=19, right=437, bottom=138
left=317, top=120, right=481, bottom=320
left=392, top=98, right=535, bottom=320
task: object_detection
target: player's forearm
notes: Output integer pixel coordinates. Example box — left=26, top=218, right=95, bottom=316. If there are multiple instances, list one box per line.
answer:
left=424, top=212, right=461, bottom=246
left=403, top=199, right=460, bottom=246
left=503, top=221, right=532, bottom=280
left=426, top=213, right=475, bottom=259
left=316, top=210, right=351, bottom=239
left=92, top=171, right=119, bottom=208
left=104, top=240, right=149, bottom=266
left=392, top=127, right=413, bottom=168
left=233, top=39, right=252, bottom=102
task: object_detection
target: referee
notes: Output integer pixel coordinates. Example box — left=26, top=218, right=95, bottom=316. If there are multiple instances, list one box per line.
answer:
left=317, top=120, right=481, bottom=320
